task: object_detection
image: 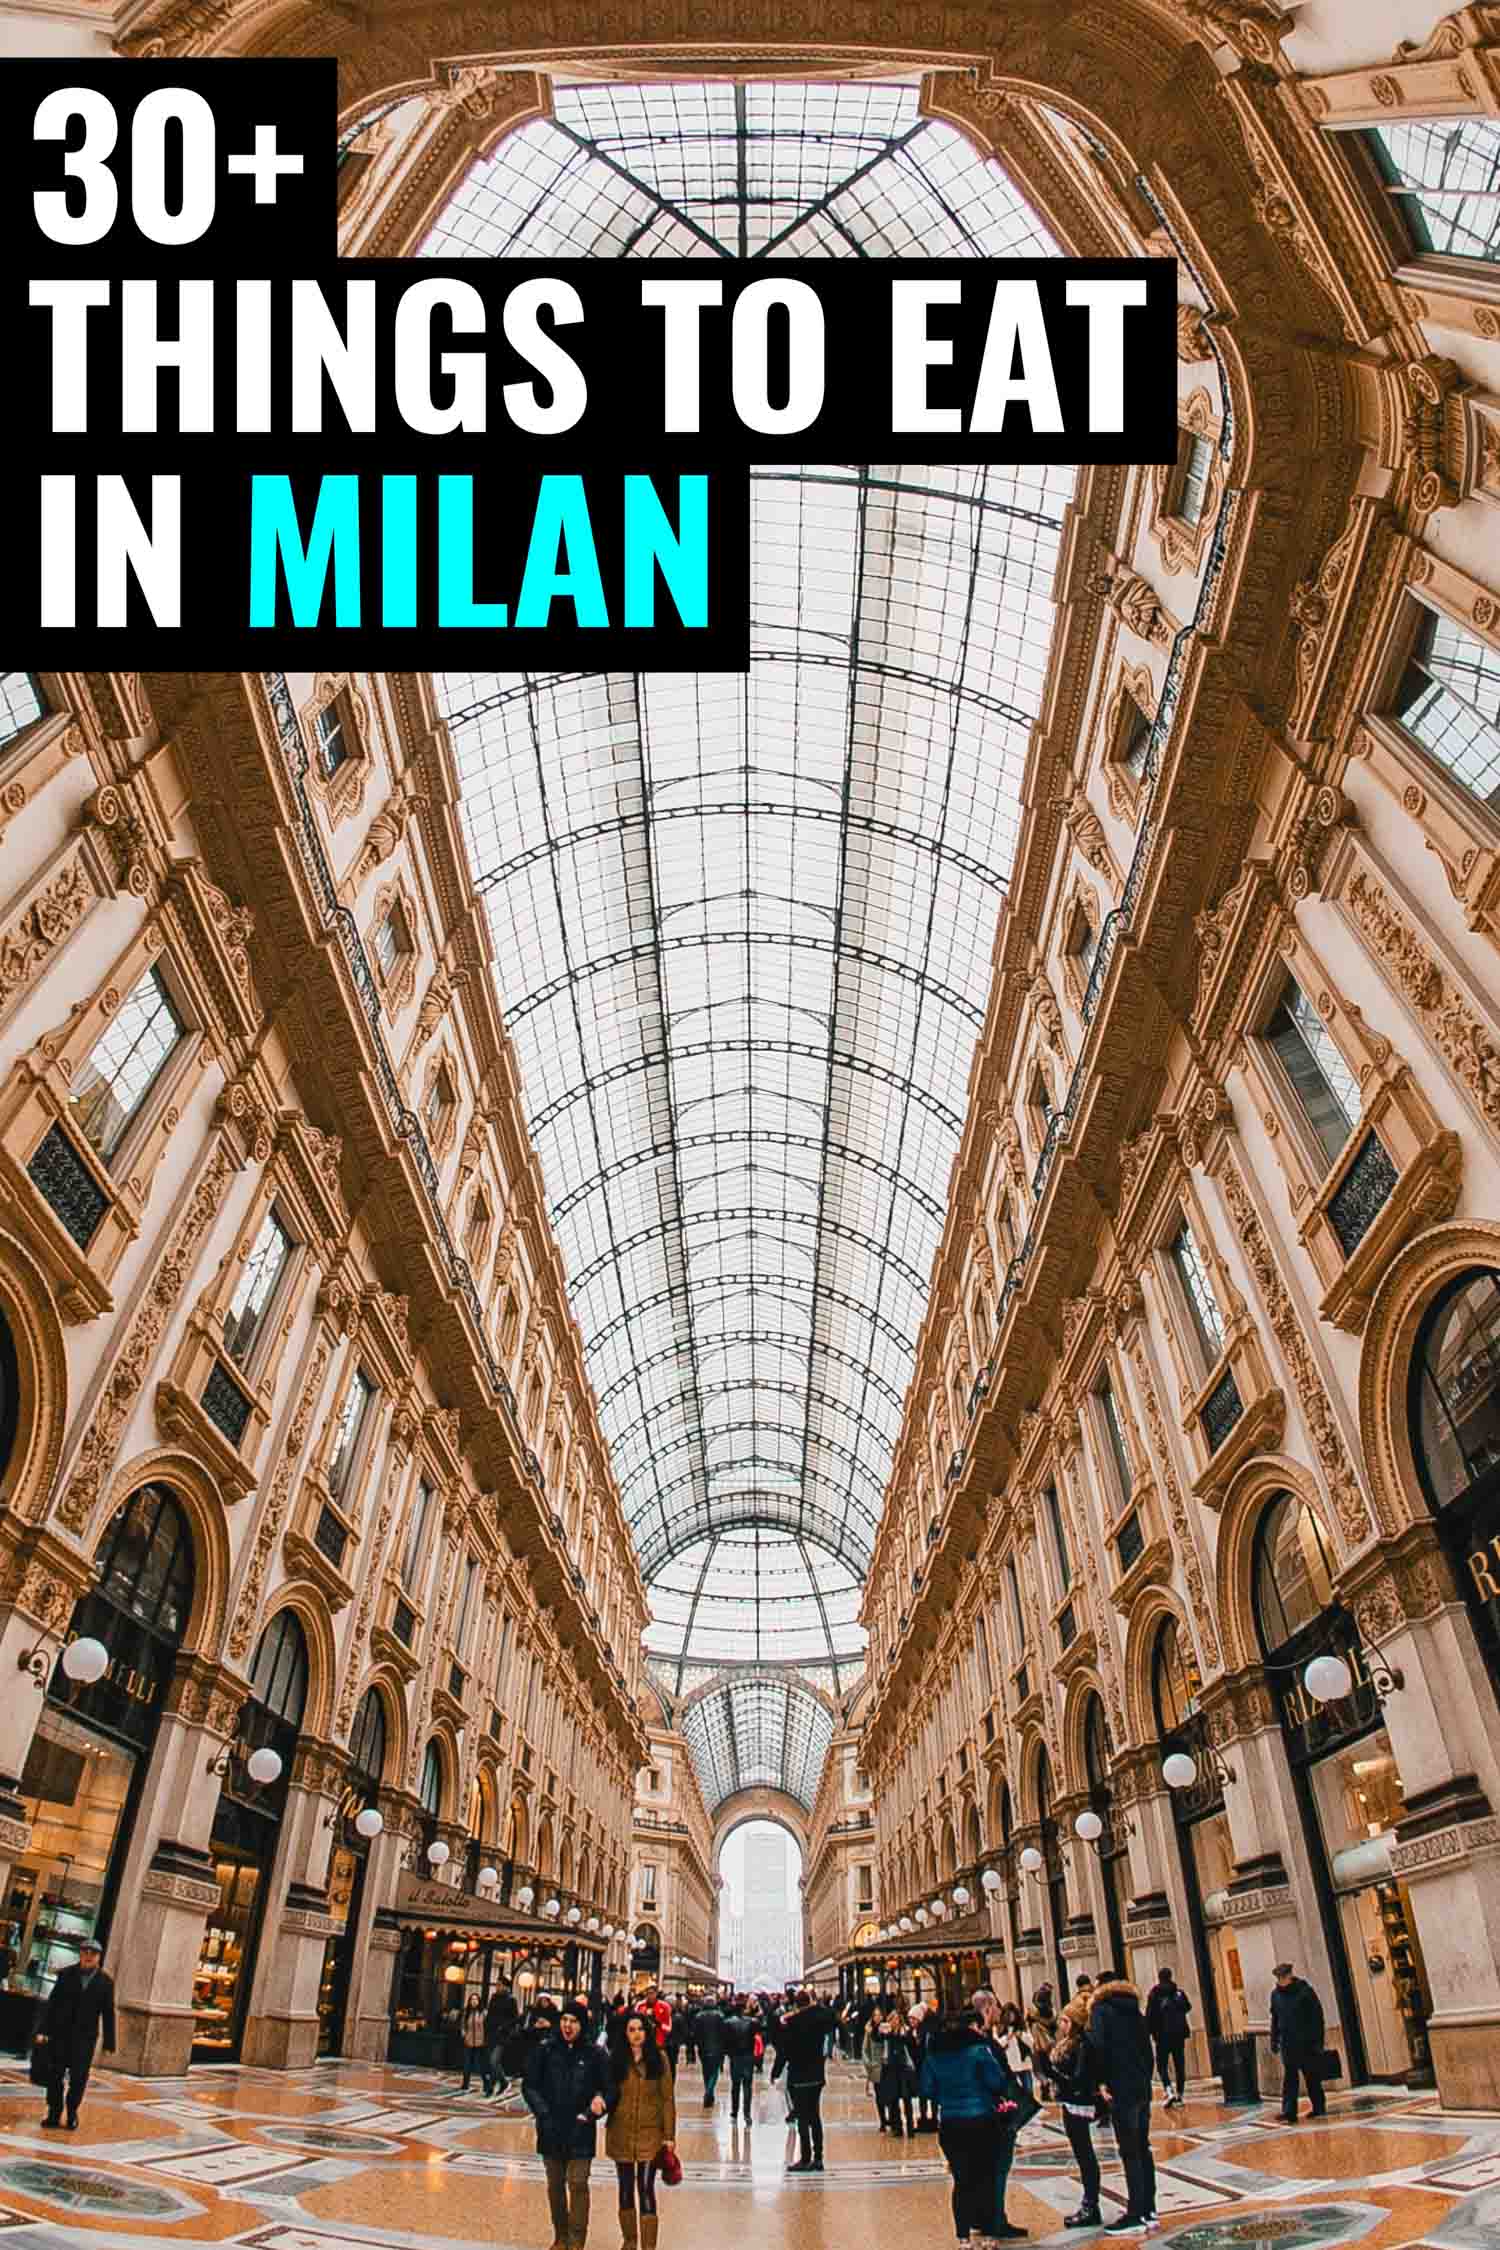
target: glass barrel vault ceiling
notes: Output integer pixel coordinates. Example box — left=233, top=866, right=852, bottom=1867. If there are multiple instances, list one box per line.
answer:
left=681, top=1674, right=835, bottom=1812
left=431, top=79, right=1072, bottom=1806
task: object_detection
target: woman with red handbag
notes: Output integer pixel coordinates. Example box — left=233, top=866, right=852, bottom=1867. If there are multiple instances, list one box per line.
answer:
left=606, top=2011, right=678, bottom=2249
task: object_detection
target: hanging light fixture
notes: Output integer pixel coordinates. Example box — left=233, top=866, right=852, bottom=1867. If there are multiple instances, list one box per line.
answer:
left=952, top=1885, right=970, bottom=1907
left=1162, top=1751, right=1197, bottom=1790
left=1019, top=1845, right=1043, bottom=1874
left=899, top=1916, right=914, bottom=1933
left=586, top=1914, right=599, bottom=1931
left=543, top=1897, right=561, bottom=1917
left=246, top=1746, right=283, bottom=1786
left=929, top=1897, right=946, bottom=1918
left=517, top=1884, right=536, bottom=1908
left=1303, top=1652, right=1353, bottom=1704
left=355, top=1805, right=384, bottom=1839
left=980, top=1868, right=1001, bottom=1893
left=1074, top=1810, right=1103, bottom=1844
left=477, top=1866, right=499, bottom=1891
left=566, top=1904, right=582, bottom=1924
left=427, top=1838, right=451, bottom=1867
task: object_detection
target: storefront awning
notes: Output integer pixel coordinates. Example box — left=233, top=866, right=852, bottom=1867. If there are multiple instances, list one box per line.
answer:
left=393, top=1872, right=606, bottom=1944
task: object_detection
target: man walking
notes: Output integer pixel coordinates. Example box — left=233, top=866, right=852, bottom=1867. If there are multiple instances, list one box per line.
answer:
left=722, top=1999, right=757, bottom=2123
left=1269, top=1964, right=1327, bottom=2123
left=36, top=1938, right=116, bottom=2130
left=695, top=1996, right=726, bottom=2107
left=1144, top=1969, right=1192, bottom=2106
left=522, top=2000, right=615, bottom=2249
left=771, top=1987, right=838, bottom=2173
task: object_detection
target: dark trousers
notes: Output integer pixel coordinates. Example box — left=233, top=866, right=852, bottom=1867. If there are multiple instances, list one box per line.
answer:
left=938, top=2114, right=999, bottom=2241
left=1111, top=2097, right=1157, bottom=2221
left=992, top=2117, right=1018, bottom=2226
left=44, top=2056, right=90, bottom=2122
left=461, top=2043, right=492, bottom=2092
left=543, top=2156, right=591, bottom=2244
left=729, top=2054, right=755, bottom=2118
left=791, top=2079, right=824, bottom=2162
left=702, top=2053, right=723, bottom=2100
left=1280, top=2053, right=1326, bottom=2120
left=1154, top=2034, right=1186, bottom=2096
left=879, top=2079, right=914, bottom=2133
left=616, top=2159, right=659, bottom=2214
left=1063, top=2108, right=1101, bottom=2209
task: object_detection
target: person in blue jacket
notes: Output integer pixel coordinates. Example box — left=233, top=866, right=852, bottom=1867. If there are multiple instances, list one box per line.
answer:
left=918, top=2007, right=1028, bottom=2244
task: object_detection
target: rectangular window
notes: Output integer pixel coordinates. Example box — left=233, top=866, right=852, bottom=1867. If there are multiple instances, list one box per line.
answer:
left=1394, top=606, right=1500, bottom=812
left=70, top=967, right=183, bottom=1164
left=1045, top=1484, right=1072, bottom=1591
left=642, top=1863, right=657, bottom=1901
left=374, top=910, right=402, bottom=981
left=223, top=1210, right=292, bottom=1364
left=0, top=673, right=45, bottom=750
left=856, top=1863, right=873, bottom=1906
left=401, top=1479, right=433, bottom=1591
left=328, top=1369, right=374, bottom=1497
left=1174, top=432, right=1215, bottom=527
left=495, top=1611, right=513, bottom=1698
left=1117, top=1508, right=1145, bottom=1573
left=1097, top=1377, right=1133, bottom=1505
left=1121, top=704, right=1152, bottom=779
left=315, top=701, right=349, bottom=778
left=1365, top=119, right=1500, bottom=266
left=975, top=1611, right=992, bottom=1695
left=1005, top=1556, right=1024, bottom=1646
left=1264, top=975, right=1360, bottom=1170
left=1169, top=1217, right=1226, bottom=1369
left=453, top=1554, right=478, bottom=1654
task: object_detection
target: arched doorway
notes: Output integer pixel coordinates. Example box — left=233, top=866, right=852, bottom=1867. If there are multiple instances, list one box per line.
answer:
left=1252, top=1493, right=1431, bottom=2086
left=195, top=1608, right=309, bottom=2060
left=1410, top=1267, right=1500, bottom=1702
left=1034, top=1748, right=1068, bottom=2001
left=715, top=1818, right=804, bottom=1997
left=1151, top=1615, right=1230, bottom=2044
left=11, top=1486, right=193, bottom=2041
left=319, top=1684, right=387, bottom=2055
left=1082, top=1695, right=1127, bottom=1976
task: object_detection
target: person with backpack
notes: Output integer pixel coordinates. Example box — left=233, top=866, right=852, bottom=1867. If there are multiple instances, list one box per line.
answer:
left=1143, top=1970, right=1192, bottom=2107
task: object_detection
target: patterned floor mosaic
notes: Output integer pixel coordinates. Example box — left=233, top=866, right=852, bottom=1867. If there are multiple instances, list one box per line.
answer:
left=0, top=2054, right=1491, bottom=2249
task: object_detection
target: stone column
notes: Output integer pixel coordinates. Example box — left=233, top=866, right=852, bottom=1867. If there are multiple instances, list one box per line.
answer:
left=108, top=1654, right=246, bottom=2076
left=241, top=1737, right=346, bottom=2068
left=346, top=1798, right=412, bottom=2064
left=1341, top=1532, right=1500, bottom=2109
left=1055, top=1790, right=1103, bottom=1989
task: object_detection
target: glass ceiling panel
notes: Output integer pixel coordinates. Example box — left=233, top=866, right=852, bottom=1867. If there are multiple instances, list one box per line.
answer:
left=432, top=78, right=1072, bottom=1802
left=680, top=1668, right=837, bottom=1810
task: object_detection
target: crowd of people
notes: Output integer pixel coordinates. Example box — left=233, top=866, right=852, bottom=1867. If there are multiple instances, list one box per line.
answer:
left=441, top=1959, right=1328, bottom=2250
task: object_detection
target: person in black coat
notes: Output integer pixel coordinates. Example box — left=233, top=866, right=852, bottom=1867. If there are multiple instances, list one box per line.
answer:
left=36, top=1938, right=116, bottom=2129
left=1143, top=1969, right=1193, bottom=2105
left=770, top=1989, right=837, bottom=2172
left=721, top=2003, right=758, bottom=2123
left=1086, top=1977, right=1157, bottom=2232
left=1269, top=1964, right=1327, bottom=2122
left=485, top=1987, right=520, bottom=2097
left=694, top=2000, right=726, bottom=2106
left=523, top=2002, right=617, bottom=2248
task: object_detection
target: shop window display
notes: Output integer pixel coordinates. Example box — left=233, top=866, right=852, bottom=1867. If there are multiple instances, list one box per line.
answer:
left=1411, top=1268, right=1500, bottom=1700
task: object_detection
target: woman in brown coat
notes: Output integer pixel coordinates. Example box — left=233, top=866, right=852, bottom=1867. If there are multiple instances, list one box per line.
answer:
left=606, top=2011, right=677, bottom=2249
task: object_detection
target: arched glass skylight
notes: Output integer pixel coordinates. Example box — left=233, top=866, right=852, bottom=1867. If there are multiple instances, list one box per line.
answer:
left=681, top=1671, right=835, bottom=1811
left=432, top=78, right=1072, bottom=1797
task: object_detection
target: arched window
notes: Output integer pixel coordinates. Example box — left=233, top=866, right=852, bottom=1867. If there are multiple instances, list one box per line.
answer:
left=250, top=1610, right=309, bottom=1729
left=96, top=1484, right=194, bottom=1639
left=1410, top=1268, right=1500, bottom=1510
left=0, top=1305, right=18, bottom=1493
left=349, top=1688, right=387, bottom=1790
left=420, top=1740, right=444, bottom=1818
left=1252, top=1492, right=1336, bottom=1656
left=1084, top=1695, right=1111, bottom=1795
left=1151, top=1616, right=1198, bottom=1737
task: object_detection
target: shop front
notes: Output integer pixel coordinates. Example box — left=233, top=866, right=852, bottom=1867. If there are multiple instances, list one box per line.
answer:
left=1253, top=1491, right=1433, bottom=2086
left=318, top=1685, right=387, bottom=2056
left=192, top=1611, right=309, bottom=2061
left=388, top=1870, right=588, bottom=2064
left=1, top=1486, right=191, bottom=2058
left=1410, top=1267, right=1500, bottom=1703
left=1153, top=1614, right=1236, bottom=2044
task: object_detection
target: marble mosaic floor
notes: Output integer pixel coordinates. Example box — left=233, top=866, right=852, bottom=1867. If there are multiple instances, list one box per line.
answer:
left=0, top=2054, right=1492, bottom=2249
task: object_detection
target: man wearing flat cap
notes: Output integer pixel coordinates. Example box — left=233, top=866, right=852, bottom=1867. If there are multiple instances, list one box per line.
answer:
left=36, top=1937, right=116, bottom=2130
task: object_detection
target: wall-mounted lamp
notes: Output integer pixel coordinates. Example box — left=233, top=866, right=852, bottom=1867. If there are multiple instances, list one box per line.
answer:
left=207, top=1740, right=284, bottom=1787
left=1018, top=1845, right=1044, bottom=1875
left=18, top=1635, right=108, bottom=1692
left=1162, top=1743, right=1236, bottom=1792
